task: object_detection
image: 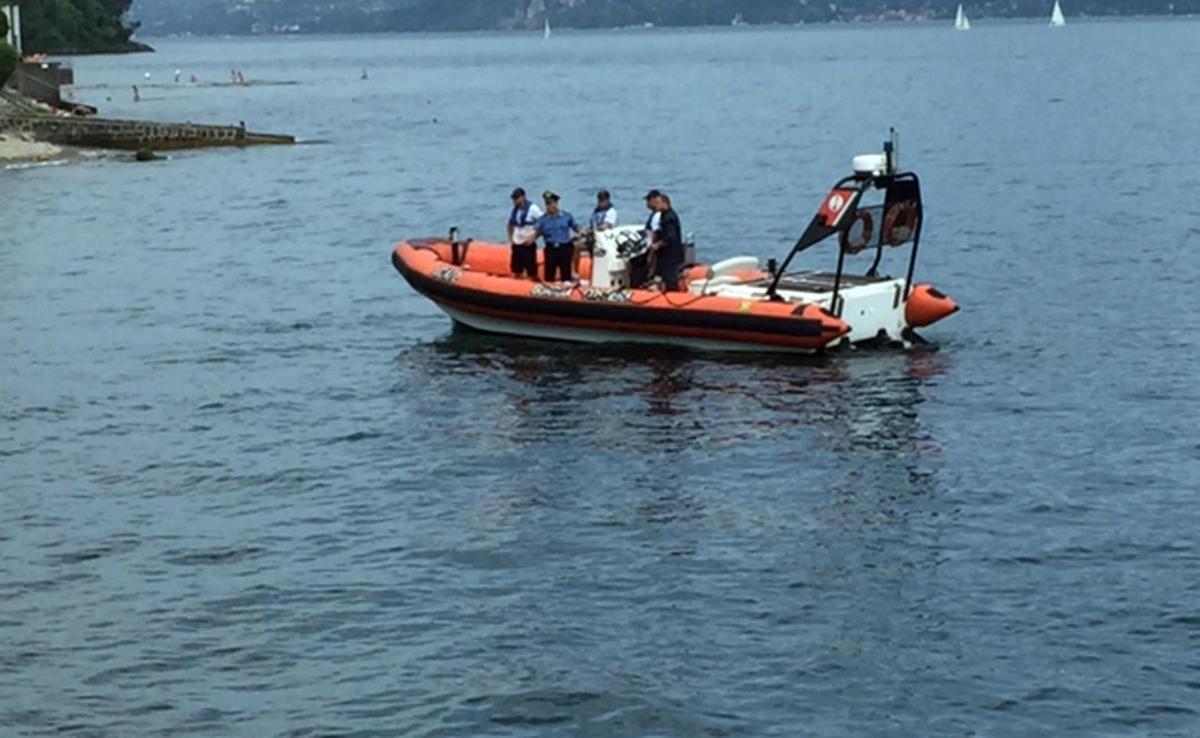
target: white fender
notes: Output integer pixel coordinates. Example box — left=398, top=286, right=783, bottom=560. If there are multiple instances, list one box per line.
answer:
left=709, top=256, right=759, bottom=277
left=692, top=274, right=743, bottom=287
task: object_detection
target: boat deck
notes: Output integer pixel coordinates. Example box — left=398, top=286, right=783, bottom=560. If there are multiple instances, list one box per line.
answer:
left=747, top=271, right=895, bottom=294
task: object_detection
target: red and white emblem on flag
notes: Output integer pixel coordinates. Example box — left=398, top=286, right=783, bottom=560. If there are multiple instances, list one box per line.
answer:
left=818, top=188, right=856, bottom=228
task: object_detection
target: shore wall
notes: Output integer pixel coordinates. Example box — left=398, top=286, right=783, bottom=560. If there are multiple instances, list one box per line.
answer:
left=11, top=63, right=74, bottom=108
left=0, top=114, right=294, bottom=150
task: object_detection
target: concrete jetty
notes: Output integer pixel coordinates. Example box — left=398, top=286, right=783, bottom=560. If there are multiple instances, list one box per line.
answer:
left=0, top=112, right=294, bottom=151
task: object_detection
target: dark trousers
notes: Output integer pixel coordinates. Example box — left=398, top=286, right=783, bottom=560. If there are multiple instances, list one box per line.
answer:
left=510, top=243, right=537, bottom=279
left=653, top=250, right=684, bottom=291
left=544, top=243, right=573, bottom=282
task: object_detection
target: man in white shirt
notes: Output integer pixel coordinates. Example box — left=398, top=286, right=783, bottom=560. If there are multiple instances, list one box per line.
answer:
left=628, top=189, right=662, bottom=287
left=506, top=187, right=544, bottom=280
left=590, top=189, right=618, bottom=232
left=643, top=189, right=662, bottom=249
left=574, top=189, right=619, bottom=280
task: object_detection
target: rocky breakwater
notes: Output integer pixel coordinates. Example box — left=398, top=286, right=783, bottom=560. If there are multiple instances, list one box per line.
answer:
left=0, top=113, right=294, bottom=151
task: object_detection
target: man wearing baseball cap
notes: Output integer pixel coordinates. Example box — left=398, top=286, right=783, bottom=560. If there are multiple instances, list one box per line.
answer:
left=628, top=192, right=667, bottom=286
left=646, top=190, right=685, bottom=291
left=590, top=189, right=618, bottom=232
left=574, top=189, right=619, bottom=281
left=643, top=189, right=663, bottom=243
left=506, top=187, right=543, bottom=280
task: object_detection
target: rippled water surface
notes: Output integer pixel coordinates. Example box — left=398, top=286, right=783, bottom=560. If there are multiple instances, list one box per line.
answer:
left=4, top=19, right=1200, bottom=737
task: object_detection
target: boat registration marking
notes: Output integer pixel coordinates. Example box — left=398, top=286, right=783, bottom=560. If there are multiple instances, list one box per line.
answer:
left=432, top=266, right=462, bottom=284
left=531, top=283, right=575, bottom=299
left=583, top=288, right=631, bottom=303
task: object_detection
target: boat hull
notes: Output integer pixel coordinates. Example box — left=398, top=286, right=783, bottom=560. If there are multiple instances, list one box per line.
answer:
left=392, top=240, right=849, bottom=353
left=439, top=304, right=827, bottom=354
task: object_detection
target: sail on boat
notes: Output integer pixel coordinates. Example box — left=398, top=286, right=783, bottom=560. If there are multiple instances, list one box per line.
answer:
left=954, top=4, right=971, bottom=30
left=543, top=18, right=551, bottom=39
left=1049, top=0, right=1066, bottom=26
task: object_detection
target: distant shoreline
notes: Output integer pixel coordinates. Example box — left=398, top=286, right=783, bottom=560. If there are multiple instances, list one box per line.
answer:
left=128, top=13, right=1198, bottom=41
left=35, top=41, right=154, bottom=56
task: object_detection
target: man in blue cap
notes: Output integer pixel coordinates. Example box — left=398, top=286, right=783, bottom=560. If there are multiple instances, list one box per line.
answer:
left=532, top=191, right=581, bottom=283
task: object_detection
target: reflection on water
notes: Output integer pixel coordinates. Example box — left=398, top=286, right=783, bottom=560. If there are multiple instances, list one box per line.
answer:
left=397, top=326, right=948, bottom=460
left=395, top=327, right=952, bottom=554
left=389, top=328, right=954, bottom=584
left=390, top=329, right=963, bottom=735
left=642, top=357, right=692, bottom=417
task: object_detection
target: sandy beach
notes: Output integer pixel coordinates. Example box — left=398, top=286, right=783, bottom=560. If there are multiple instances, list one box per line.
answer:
left=0, top=132, right=69, bottom=166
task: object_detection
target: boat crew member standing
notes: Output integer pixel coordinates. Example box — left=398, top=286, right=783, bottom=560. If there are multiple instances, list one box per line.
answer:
left=643, top=189, right=662, bottom=247
left=533, top=191, right=581, bottom=283
left=507, top=187, right=543, bottom=280
left=634, top=189, right=663, bottom=288
left=651, top=191, right=685, bottom=291
left=574, top=189, right=619, bottom=280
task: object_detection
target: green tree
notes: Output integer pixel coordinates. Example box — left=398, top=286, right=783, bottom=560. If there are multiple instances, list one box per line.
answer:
left=19, top=0, right=147, bottom=53
left=1, top=42, right=17, bottom=86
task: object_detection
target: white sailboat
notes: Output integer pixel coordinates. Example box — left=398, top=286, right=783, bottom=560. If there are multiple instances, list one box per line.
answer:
left=1049, top=0, right=1066, bottom=26
left=543, top=18, right=551, bottom=39
left=954, top=4, right=971, bottom=30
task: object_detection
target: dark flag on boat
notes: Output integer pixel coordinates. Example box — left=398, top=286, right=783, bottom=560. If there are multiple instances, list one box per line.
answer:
left=817, top=188, right=859, bottom=228
left=792, top=184, right=865, bottom=254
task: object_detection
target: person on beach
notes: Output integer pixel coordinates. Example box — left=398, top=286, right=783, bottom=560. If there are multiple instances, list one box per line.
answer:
left=507, top=187, right=543, bottom=280
left=132, top=85, right=140, bottom=102
left=532, top=191, right=581, bottom=283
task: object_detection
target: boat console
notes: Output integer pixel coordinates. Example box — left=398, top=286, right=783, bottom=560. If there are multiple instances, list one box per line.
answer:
left=589, top=226, right=654, bottom=289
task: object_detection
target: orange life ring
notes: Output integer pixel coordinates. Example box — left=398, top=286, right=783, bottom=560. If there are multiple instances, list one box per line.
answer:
left=838, top=210, right=874, bottom=254
left=883, top=202, right=920, bottom=246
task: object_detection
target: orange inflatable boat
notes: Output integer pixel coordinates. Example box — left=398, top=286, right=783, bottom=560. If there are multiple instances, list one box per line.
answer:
left=392, top=135, right=957, bottom=354
left=393, top=238, right=850, bottom=352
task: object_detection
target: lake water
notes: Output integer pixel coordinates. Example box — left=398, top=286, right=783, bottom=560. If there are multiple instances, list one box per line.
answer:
left=3, top=18, right=1200, bottom=737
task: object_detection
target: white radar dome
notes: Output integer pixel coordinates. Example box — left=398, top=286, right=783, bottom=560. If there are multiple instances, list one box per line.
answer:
left=852, top=153, right=888, bottom=177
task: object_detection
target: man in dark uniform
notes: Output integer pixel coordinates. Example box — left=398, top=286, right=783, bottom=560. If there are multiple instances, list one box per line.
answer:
left=650, top=191, right=685, bottom=291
